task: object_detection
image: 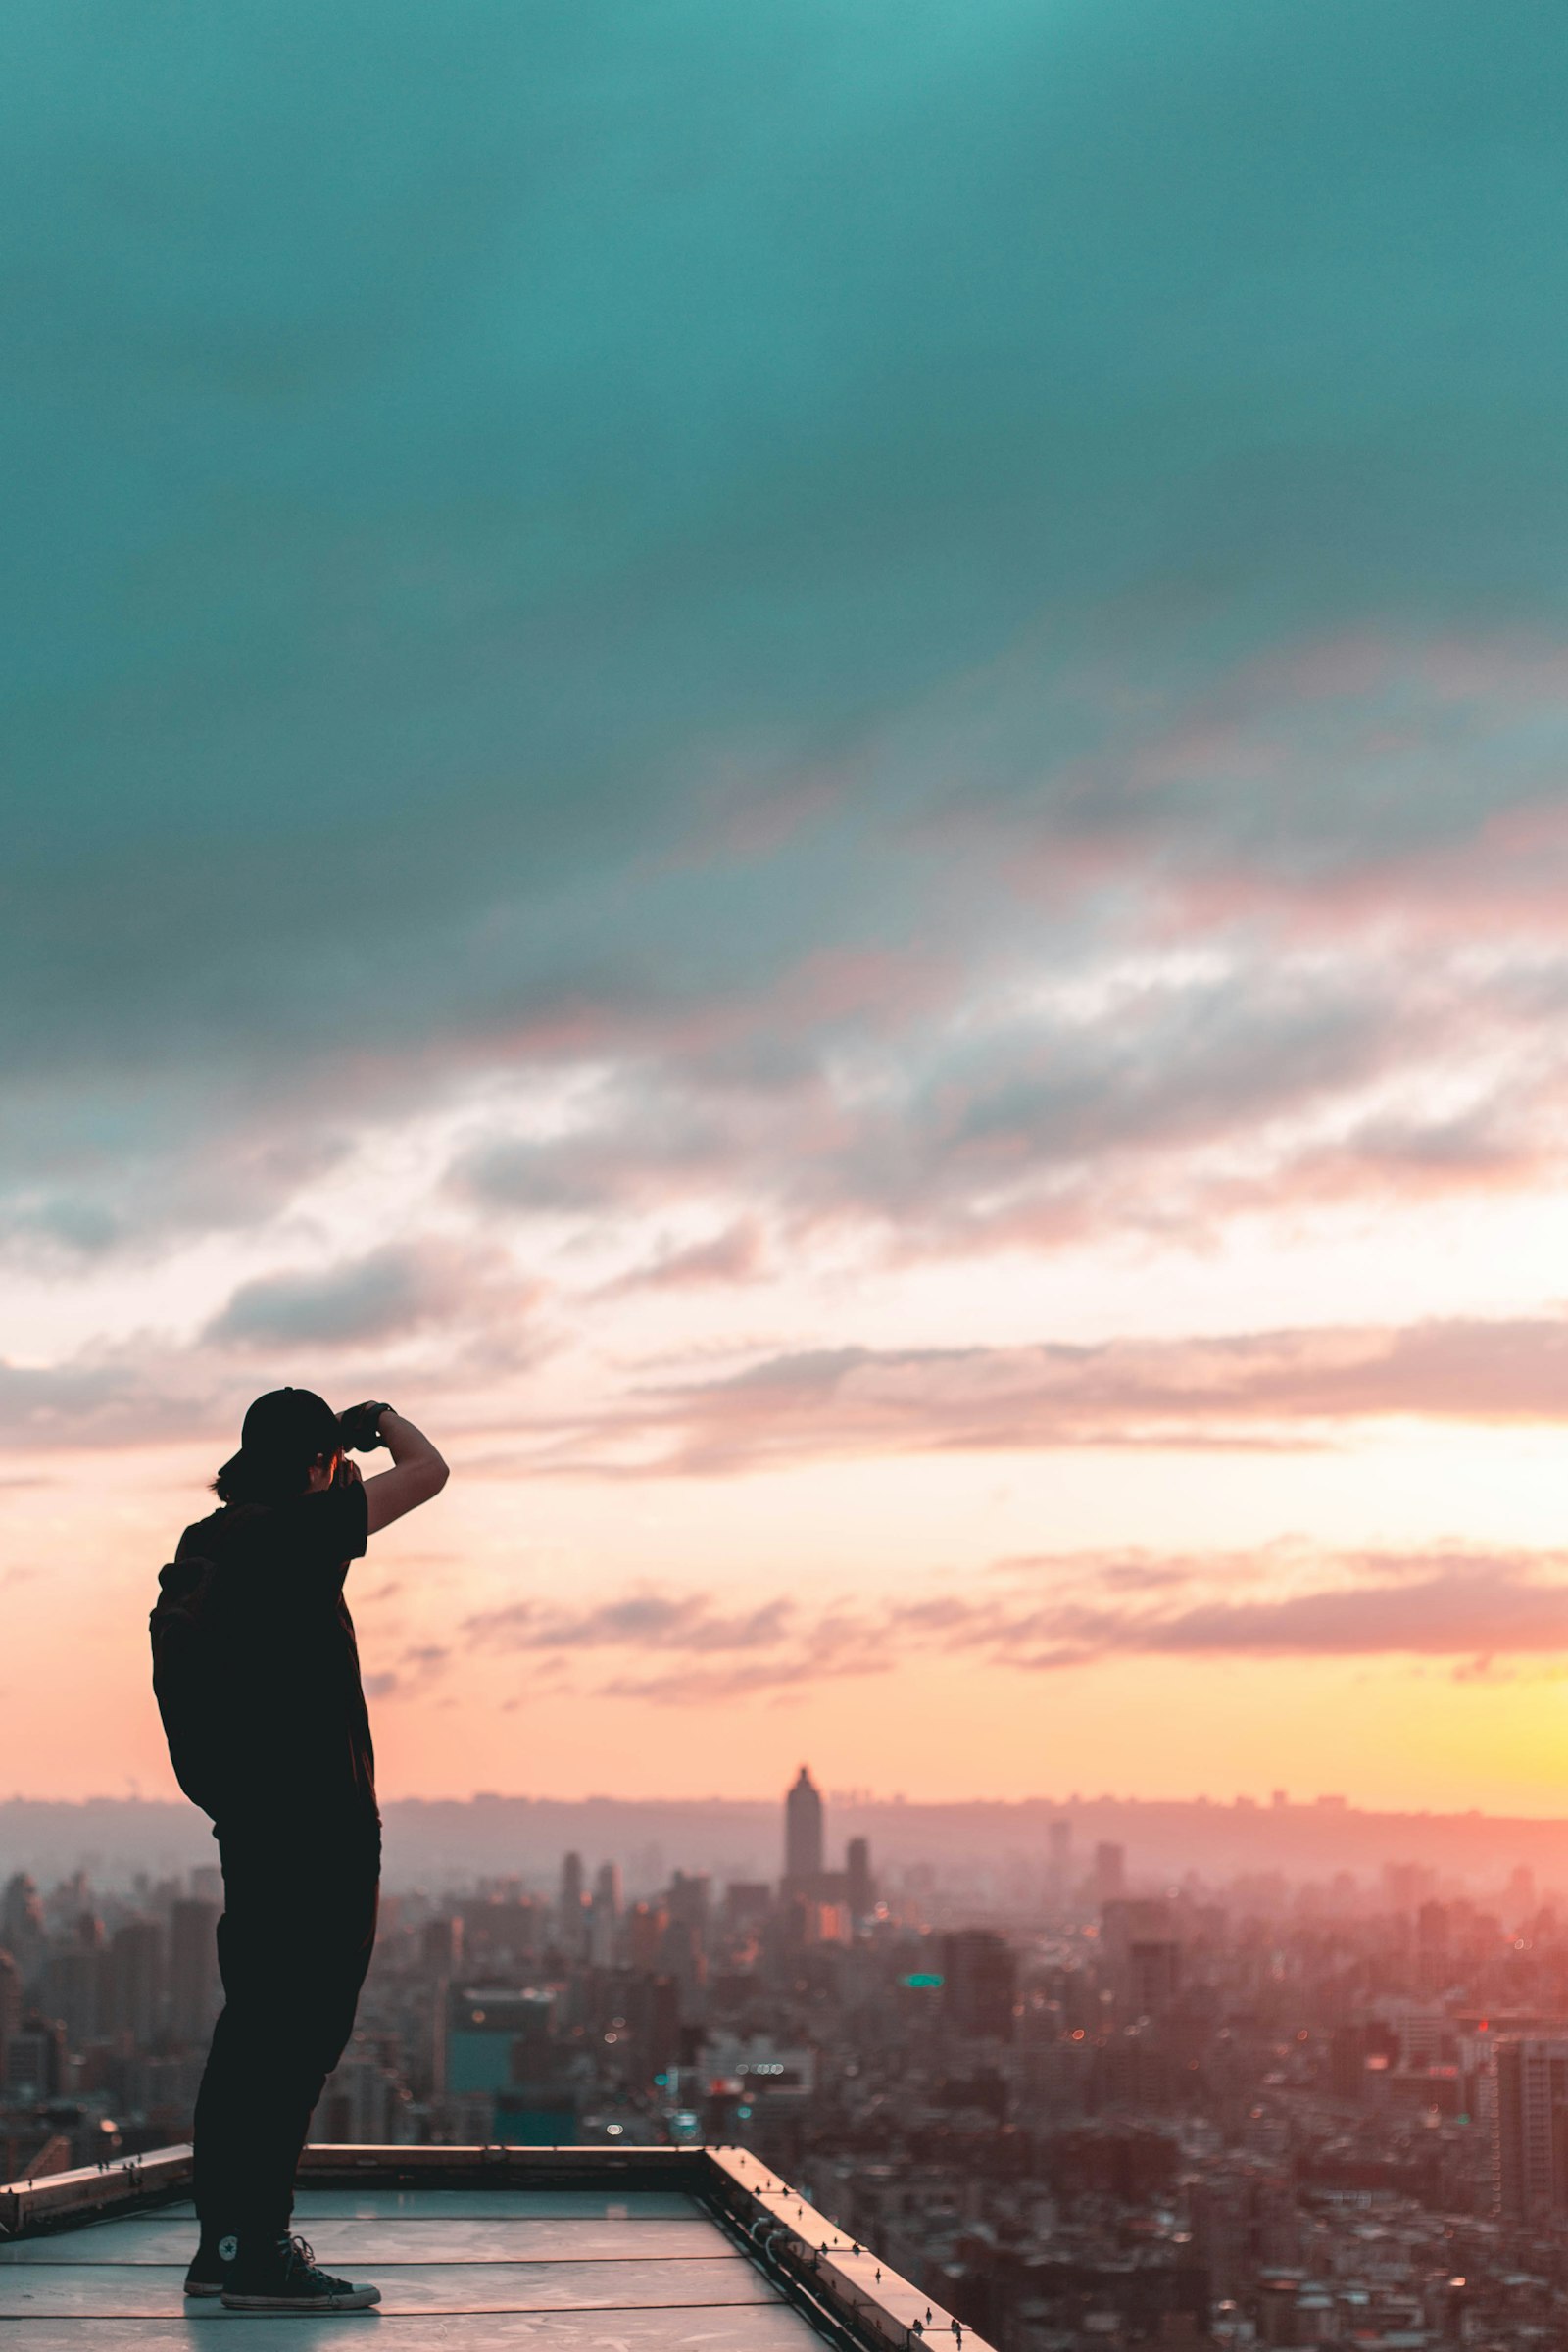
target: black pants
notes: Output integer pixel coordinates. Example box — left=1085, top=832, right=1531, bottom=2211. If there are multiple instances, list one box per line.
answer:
left=193, top=1820, right=380, bottom=2237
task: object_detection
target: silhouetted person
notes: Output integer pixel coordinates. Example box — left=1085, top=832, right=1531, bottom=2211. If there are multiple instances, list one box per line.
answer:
left=151, top=1388, right=448, bottom=2311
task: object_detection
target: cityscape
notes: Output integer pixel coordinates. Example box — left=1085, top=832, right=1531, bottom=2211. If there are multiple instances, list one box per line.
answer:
left=10, top=9, right=1568, bottom=2342
left=11, top=1772, right=1568, bottom=2345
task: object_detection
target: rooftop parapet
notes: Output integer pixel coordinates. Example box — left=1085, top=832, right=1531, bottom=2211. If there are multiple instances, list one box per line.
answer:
left=1, top=2140, right=995, bottom=2352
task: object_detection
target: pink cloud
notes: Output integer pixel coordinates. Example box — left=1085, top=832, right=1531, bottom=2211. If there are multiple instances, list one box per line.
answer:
left=504, top=1311, right=1568, bottom=1478
left=428, top=1546, right=1568, bottom=1706
left=596, top=1219, right=767, bottom=1297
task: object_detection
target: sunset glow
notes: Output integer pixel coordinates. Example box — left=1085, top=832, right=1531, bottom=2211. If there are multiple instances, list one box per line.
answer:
left=8, top=1, right=1568, bottom=1811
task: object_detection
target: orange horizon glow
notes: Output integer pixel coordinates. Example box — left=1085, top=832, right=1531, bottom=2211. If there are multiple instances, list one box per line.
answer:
left=13, top=17, right=1568, bottom=1831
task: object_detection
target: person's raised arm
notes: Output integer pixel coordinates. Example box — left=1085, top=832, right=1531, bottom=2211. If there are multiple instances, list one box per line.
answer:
left=349, top=1407, right=449, bottom=1535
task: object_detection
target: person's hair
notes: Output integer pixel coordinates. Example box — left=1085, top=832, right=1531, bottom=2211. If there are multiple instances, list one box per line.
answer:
left=213, top=1386, right=341, bottom=1506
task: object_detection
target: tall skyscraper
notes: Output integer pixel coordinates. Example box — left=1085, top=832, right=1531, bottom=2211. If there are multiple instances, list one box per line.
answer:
left=784, top=1767, right=824, bottom=1886
left=1495, top=2039, right=1568, bottom=2216
left=589, top=1863, right=621, bottom=1967
left=559, top=1852, right=587, bottom=1955
left=846, top=1837, right=873, bottom=1919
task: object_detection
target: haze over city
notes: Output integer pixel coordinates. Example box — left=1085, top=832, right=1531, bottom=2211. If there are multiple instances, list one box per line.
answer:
left=11, top=0, right=1568, bottom=1822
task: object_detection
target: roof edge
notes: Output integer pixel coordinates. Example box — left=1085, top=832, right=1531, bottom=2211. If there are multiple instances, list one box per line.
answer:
left=0, top=2141, right=998, bottom=2352
left=704, top=2145, right=989, bottom=2352
left=0, top=2144, right=193, bottom=2239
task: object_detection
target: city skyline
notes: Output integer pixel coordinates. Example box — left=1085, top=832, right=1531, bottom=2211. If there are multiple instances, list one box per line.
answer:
left=21, top=1782, right=1568, bottom=1900
left=14, top=3, right=1568, bottom=1814
left=11, top=1759, right=1568, bottom=2344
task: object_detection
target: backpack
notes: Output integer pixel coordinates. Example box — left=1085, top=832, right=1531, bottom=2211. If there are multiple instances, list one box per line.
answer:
left=149, top=1557, right=229, bottom=1816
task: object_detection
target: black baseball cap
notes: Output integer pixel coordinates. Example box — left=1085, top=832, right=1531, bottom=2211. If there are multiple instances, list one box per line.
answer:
left=212, top=1386, right=342, bottom=1505
left=239, top=1386, right=341, bottom=1461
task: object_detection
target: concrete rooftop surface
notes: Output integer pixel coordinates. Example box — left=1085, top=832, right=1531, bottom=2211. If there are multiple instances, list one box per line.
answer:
left=0, top=2147, right=983, bottom=2352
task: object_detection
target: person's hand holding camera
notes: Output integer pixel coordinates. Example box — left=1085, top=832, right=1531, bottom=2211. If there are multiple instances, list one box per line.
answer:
left=337, top=1400, right=393, bottom=1453
left=334, top=1402, right=447, bottom=1534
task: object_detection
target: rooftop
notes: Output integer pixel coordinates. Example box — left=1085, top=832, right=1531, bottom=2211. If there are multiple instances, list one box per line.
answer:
left=0, top=2144, right=988, bottom=2352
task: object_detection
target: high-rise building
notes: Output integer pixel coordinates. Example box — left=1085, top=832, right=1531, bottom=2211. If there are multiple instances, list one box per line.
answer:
left=784, top=1767, right=824, bottom=1886
left=846, top=1838, right=874, bottom=1919
left=316, top=2038, right=411, bottom=2145
left=628, top=1901, right=667, bottom=1971
left=421, top=1915, right=464, bottom=1980
left=589, top=1864, right=621, bottom=1968
left=625, top=1971, right=680, bottom=2080
left=107, top=1921, right=164, bottom=2044
left=3, top=2012, right=66, bottom=2099
left=724, top=1883, right=773, bottom=1934
left=445, top=1987, right=574, bottom=2145
left=940, top=1930, right=1017, bottom=2040
left=40, top=1942, right=104, bottom=2047
left=1494, top=2038, right=1568, bottom=2217
left=168, top=1900, right=221, bottom=2045
left=559, top=1853, right=587, bottom=1956
left=666, top=1873, right=710, bottom=1936
left=1, top=1875, right=44, bottom=1983
left=0, top=1950, right=21, bottom=2080
left=1189, top=2172, right=1298, bottom=2301
left=446, top=1985, right=569, bottom=2140
left=1093, top=1841, right=1126, bottom=1904
left=1101, top=1899, right=1181, bottom=2015
left=446, top=1988, right=555, bottom=2094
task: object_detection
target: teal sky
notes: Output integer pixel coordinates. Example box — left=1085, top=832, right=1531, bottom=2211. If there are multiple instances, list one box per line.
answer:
left=9, top=1, right=1568, bottom=1078
left=12, top=2, right=1568, bottom=1803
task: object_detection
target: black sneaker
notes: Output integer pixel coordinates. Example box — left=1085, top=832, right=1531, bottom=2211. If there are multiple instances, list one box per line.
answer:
left=220, top=2233, right=381, bottom=2312
left=184, top=2230, right=239, bottom=2297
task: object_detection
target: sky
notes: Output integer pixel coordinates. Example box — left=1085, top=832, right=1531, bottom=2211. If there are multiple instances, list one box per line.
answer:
left=10, top=0, right=1568, bottom=1813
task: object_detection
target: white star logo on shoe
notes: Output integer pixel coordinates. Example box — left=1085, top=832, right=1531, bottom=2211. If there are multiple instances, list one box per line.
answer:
left=219, top=2235, right=238, bottom=2263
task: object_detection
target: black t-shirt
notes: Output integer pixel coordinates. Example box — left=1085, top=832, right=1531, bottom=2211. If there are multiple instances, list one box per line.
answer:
left=170, top=1482, right=377, bottom=1834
